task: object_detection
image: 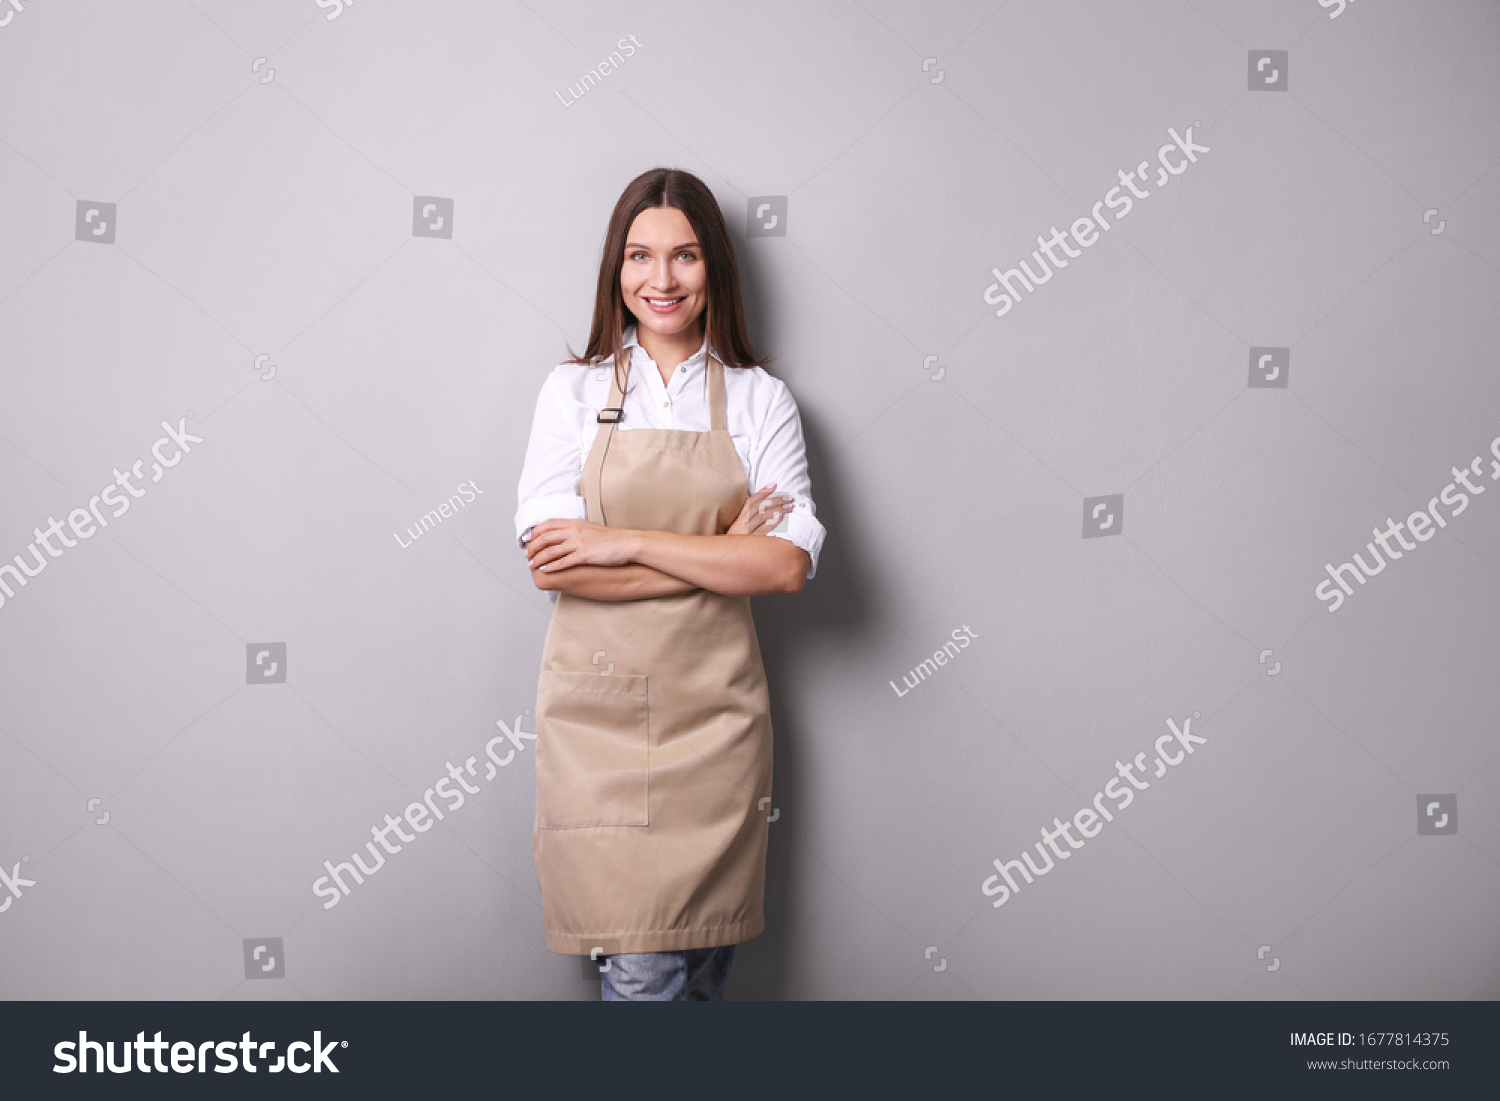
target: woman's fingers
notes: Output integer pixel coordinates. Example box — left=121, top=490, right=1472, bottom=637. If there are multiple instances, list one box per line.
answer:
left=748, top=494, right=792, bottom=534
left=743, top=486, right=773, bottom=517
left=526, top=521, right=584, bottom=558
left=728, top=485, right=779, bottom=536
left=740, top=493, right=768, bottom=534
left=536, top=551, right=575, bottom=572
left=529, top=538, right=572, bottom=569
left=524, top=524, right=563, bottom=554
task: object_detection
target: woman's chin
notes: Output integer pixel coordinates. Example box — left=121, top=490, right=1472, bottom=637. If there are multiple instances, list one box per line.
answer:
left=631, top=302, right=703, bottom=333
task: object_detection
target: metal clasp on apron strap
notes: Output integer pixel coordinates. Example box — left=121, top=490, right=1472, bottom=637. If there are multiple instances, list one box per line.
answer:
left=597, top=407, right=624, bottom=423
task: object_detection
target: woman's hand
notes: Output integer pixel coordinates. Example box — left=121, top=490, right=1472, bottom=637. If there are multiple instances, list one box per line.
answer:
left=525, top=484, right=792, bottom=578
left=729, top=484, right=794, bottom=537
left=525, top=518, right=638, bottom=573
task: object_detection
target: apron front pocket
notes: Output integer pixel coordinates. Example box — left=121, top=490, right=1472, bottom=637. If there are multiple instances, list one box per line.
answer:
left=535, top=670, right=650, bottom=829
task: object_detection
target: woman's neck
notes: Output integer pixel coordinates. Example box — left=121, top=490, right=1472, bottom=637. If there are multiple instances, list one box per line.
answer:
left=633, top=319, right=704, bottom=380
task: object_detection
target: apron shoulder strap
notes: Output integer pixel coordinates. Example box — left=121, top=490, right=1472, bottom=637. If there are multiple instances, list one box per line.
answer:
left=707, top=354, right=728, bottom=433
left=579, top=358, right=629, bottom=525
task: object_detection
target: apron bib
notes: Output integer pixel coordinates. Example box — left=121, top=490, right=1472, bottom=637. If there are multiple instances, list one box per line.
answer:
left=532, top=353, right=774, bottom=955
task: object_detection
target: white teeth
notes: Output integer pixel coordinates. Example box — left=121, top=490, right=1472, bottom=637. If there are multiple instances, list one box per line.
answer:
left=646, top=297, right=683, bottom=305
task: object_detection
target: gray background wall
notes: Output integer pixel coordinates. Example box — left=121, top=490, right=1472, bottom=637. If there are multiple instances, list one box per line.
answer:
left=1, top=0, right=1497, bottom=1001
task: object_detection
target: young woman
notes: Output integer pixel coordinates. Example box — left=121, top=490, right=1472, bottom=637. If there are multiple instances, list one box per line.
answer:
left=514, top=167, right=825, bottom=1001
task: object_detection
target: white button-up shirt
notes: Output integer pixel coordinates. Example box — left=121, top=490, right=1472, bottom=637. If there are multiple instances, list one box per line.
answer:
left=515, top=324, right=826, bottom=598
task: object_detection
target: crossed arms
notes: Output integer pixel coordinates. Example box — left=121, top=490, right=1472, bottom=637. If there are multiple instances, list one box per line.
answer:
left=524, top=485, right=809, bottom=600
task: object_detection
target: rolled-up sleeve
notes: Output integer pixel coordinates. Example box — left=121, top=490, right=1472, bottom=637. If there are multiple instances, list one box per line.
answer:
left=750, top=377, right=826, bottom=580
left=515, top=369, right=587, bottom=543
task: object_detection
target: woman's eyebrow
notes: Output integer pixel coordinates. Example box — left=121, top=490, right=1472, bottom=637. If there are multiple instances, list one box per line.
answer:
left=624, top=241, right=700, bottom=251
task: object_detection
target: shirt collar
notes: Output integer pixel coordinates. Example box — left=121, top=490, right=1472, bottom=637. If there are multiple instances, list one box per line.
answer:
left=622, top=322, right=713, bottom=368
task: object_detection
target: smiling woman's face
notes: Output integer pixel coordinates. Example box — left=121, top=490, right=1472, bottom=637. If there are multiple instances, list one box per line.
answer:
left=620, top=205, right=707, bottom=341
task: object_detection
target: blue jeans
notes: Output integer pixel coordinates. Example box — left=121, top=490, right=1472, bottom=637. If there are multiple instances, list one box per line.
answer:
left=598, top=945, right=736, bottom=1001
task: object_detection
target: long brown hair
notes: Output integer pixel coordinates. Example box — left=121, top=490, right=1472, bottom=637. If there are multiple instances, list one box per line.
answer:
left=566, top=168, right=768, bottom=395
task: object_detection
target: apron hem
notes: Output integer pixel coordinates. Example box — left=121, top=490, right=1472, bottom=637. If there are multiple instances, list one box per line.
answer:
left=546, top=913, right=764, bottom=956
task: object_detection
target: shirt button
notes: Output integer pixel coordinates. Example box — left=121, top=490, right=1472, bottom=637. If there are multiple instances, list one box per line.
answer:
left=679, top=366, right=686, bottom=372
left=662, top=400, right=669, bottom=407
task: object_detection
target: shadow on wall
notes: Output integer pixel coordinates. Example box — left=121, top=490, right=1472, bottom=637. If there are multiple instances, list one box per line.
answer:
left=735, top=237, right=877, bottom=998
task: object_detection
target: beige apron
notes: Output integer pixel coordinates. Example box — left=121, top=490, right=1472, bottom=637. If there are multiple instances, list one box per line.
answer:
left=532, top=352, right=774, bottom=955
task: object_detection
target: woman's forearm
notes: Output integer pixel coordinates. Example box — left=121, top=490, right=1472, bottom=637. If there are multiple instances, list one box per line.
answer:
left=628, top=530, right=808, bottom=597
left=536, top=562, right=700, bottom=601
